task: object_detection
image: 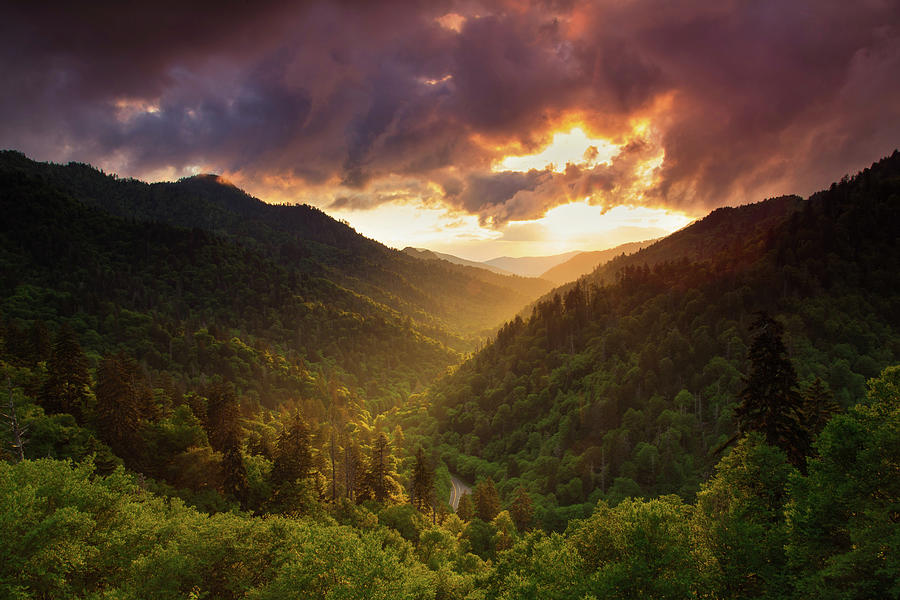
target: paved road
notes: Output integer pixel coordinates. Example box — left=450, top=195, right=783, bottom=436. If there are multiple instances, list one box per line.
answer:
left=449, top=474, right=471, bottom=511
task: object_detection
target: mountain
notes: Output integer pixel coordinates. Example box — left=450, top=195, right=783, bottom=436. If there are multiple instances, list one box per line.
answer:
left=402, top=247, right=515, bottom=276
left=538, top=240, right=658, bottom=285
left=484, top=251, right=582, bottom=277
left=420, top=151, right=900, bottom=526
left=0, top=151, right=549, bottom=341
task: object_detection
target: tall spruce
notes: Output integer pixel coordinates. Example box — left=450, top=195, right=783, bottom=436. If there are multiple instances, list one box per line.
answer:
left=410, top=446, right=435, bottom=513
left=358, top=432, right=397, bottom=503
left=271, top=411, right=313, bottom=488
left=473, top=477, right=501, bottom=522
left=736, top=313, right=807, bottom=466
left=94, top=352, right=145, bottom=462
left=509, top=486, right=534, bottom=532
left=39, top=323, right=90, bottom=422
left=800, top=378, right=841, bottom=439
left=222, top=427, right=249, bottom=509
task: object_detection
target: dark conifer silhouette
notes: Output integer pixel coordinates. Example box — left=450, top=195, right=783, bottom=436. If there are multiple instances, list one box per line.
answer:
left=95, top=352, right=146, bottom=461
left=39, top=324, right=90, bottom=422
left=271, top=411, right=313, bottom=488
left=735, top=313, right=807, bottom=466
left=410, top=446, right=435, bottom=513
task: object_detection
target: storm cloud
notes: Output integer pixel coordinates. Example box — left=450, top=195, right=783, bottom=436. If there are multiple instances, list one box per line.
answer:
left=2, top=0, right=899, bottom=224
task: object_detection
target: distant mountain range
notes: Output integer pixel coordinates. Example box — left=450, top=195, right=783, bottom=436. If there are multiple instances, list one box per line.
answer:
left=538, top=240, right=659, bottom=285
left=405, top=241, right=659, bottom=286
left=483, top=251, right=582, bottom=277
left=401, top=247, right=516, bottom=276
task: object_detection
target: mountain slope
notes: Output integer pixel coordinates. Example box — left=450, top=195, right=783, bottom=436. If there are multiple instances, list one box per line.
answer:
left=0, top=151, right=549, bottom=341
left=0, top=163, right=459, bottom=413
left=484, top=251, right=582, bottom=277
left=539, top=240, right=658, bottom=285
left=402, top=247, right=515, bottom=276
left=420, top=151, right=900, bottom=525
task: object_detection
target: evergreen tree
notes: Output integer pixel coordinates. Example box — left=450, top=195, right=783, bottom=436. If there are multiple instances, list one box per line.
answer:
left=509, top=485, right=534, bottom=532
left=410, top=446, right=435, bottom=513
left=39, top=324, right=90, bottom=422
left=735, top=313, right=807, bottom=466
left=94, top=352, right=144, bottom=462
left=222, top=428, right=249, bottom=509
left=358, top=432, right=399, bottom=504
left=800, top=378, right=840, bottom=439
left=206, top=382, right=240, bottom=452
left=270, top=411, right=313, bottom=488
left=25, top=320, right=51, bottom=365
left=456, top=493, right=474, bottom=521
left=473, top=477, right=501, bottom=522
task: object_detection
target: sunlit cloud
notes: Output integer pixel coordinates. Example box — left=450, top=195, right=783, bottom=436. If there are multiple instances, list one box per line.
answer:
left=493, top=127, right=619, bottom=173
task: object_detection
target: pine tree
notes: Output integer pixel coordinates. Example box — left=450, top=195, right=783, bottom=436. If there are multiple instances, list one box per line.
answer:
left=800, top=378, right=841, bottom=438
left=358, top=432, right=399, bottom=503
left=206, top=382, right=240, bottom=452
left=94, top=352, right=144, bottom=461
left=735, top=313, right=807, bottom=466
left=25, top=320, right=51, bottom=365
left=410, top=446, right=435, bottom=513
left=473, top=477, right=501, bottom=522
left=39, top=323, right=90, bottom=422
left=222, top=428, right=248, bottom=509
left=271, top=411, right=313, bottom=488
left=509, top=485, right=534, bottom=532
left=456, top=493, right=474, bottom=521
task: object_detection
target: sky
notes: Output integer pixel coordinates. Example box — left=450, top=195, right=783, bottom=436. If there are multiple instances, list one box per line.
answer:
left=2, top=1, right=899, bottom=261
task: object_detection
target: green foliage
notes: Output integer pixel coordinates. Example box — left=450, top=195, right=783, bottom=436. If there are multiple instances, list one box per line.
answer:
left=0, top=458, right=437, bottom=599
left=694, top=433, right=795, bottom=598
left=787, top=366, right=900, bottom=599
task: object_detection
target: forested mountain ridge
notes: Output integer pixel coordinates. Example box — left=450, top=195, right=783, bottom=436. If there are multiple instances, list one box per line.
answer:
left=0, top=164, right=458, bottom=414
left=538, top=239, right=658, bottom=285
left=0, top=151, right=550, bottom=340
left=422, top=150, right=900, bottom=527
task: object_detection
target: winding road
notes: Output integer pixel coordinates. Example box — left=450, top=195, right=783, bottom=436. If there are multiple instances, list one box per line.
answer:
left=449, top=474, right=471, bottom=511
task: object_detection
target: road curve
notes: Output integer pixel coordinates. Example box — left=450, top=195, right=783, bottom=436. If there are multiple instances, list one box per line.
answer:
left=449, top=474, right=472, bottom=511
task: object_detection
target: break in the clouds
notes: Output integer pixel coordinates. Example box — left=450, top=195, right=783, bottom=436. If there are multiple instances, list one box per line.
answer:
left=2, top=0, right=900, bottom=228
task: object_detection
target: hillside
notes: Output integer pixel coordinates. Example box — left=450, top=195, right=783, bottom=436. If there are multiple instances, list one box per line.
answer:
left=418, top=151, right=900, bottom=526
left=539, top=240, right=658, bottom=285
left=483, top=251, right=581, bottom=277
left=0, top=151, right=550, bottom=341
left=402, top=247, right=516, bottom=276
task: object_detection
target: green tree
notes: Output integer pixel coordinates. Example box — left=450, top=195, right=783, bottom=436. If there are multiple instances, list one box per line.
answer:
left=693, top=433, right=794, bottom=598
left=509, top=485, right=534, bottom=532
left=735, top=313, right=807, bottom=466
left=94, top=352, right=145, bottom=462
left=358, top=432, right=400, bottom=504
left=205, top=382, right=240, bottom=452
left=270, top=411, right=313, bottom=489
left=222, top=428, right=249, bottom=509
left=800, top=378, right=840, bottom=439
left=38, top=324, right=90, bottom=422
left=410, top=446, right=435, bottom=514
left=473, top=477, right=501, bottom=522
left=456, top=493, right=474, bottom=521
left=570, top=496, right=705, bottom=599
left=787, top=365, right=900, bottom=599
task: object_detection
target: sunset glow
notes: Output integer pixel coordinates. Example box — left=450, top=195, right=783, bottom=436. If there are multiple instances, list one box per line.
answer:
left=493, top=128, right=620, bottom=173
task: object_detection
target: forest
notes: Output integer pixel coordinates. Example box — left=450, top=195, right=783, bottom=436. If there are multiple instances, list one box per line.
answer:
left=1, top=150, right=898, bottom=599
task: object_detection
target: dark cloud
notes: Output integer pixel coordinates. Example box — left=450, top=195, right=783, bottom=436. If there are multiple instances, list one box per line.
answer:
left=1, top=0, right=899, bottom=222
